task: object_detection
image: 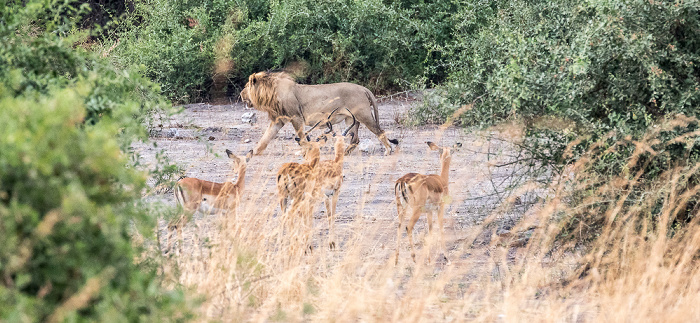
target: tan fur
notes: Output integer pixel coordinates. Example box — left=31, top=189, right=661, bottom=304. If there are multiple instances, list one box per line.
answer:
left=164, top=149, right=252, bottom=257
left=241, top=71, right=294, bottom=119
left=275, top=109, right=355, bottom=250
left=276, top=140, right=321, bottom=216
left=241, top=70, right=398, bottom=155
left=395, top=142, right=453, bottom=264
left=311, top=134, right=346, bottom=249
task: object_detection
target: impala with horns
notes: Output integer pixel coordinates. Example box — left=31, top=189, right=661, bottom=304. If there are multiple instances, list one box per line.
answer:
left=276, top=119, right=326, bottom=216
left=395, top=142, right=458, bottom=264
left=164, top=149, right=252, bottom=256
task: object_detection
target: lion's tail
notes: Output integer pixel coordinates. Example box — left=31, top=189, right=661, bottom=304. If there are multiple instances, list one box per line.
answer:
left=365, top=89, right=381, bottom=129
left=365, top=89, right=399, bottom=146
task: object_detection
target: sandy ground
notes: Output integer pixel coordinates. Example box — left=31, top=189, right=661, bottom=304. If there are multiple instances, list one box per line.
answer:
left=133, top=100, right=536, bottom=261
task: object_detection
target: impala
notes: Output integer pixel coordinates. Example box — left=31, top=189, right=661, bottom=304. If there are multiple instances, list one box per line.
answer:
left=312, top=108, right=356, bottom=248
left=276, top=108, right=355, bottom=249
left=164, top=149, right=252, bottom=256
left=395, top=142, right=455, bottom=264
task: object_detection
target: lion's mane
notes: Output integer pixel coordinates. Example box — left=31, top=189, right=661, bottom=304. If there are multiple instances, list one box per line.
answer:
left=245, top=71, right=295, bottom=119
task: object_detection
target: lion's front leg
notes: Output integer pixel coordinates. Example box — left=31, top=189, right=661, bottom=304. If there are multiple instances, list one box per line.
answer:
left=254, top=119, right=285, bottom=155
left=290, top=117, right=306, bottom=142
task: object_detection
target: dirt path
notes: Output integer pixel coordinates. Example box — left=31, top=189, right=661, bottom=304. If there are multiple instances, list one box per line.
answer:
left=134, top=101, right=528, bottom=260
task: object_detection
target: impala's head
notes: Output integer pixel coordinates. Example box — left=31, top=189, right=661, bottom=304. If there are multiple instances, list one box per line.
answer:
left=226, top=149, right=253, bottom=169
left=295, top=140, right=321, bottom=163
left=427, top=141, right=460, bottom=163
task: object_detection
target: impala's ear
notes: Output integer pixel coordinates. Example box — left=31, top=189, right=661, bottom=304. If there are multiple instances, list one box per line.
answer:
left=226, top=150, right=242, bottom=164
left=426, top=141, right=440, bottom=151
left=294, top=136, right=311, bottom=144
left=245, top=150, right=253, bottom=162
left=316, top=134, right=328, bottom=144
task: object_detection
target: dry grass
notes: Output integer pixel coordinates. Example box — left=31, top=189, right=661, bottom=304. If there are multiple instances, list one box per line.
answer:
left=150, top=114, right=700, bottom=322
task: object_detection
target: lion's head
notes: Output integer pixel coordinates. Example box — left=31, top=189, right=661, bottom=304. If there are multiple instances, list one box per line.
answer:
left=241, top=71, right=295, bottom=119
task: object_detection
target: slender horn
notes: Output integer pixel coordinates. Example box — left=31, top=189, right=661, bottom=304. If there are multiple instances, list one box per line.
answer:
left=296, top=119, right=324, bottom=143
left=328, top=107, right=342, bottom=118
left=323, top=107, right=343, bottom=134
left=342, top=108, right=357, bottom=137
left=307, top=119, right=324, bottom=134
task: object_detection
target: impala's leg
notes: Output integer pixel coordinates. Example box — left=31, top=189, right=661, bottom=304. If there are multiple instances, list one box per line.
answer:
left=166, top=223, right=177, bottom=256
left=425, top=209, right=435, bottom=263
left=176, top=223, right=184, bottom=260
left=174, top=201, right=196, bottom=259
left=407, top=208, right=422, bottom=263
left=254, top=118, right=285, bottom=155
left=437, top=202, right=448, bottom=263
left=323, top=196, right=332, bottom=249
left=304, top=201, right=314, bottom=254
left=279, top=195, right=288, bottom=214
left=395, top=200, right=406, bottom=265
left=277, top=180, right=289, bottom=214
left=328, top=192, right=339, bottom=249
left=426, top=208, right=434, bottom=233
left=344, top=116, right=360, bottom=155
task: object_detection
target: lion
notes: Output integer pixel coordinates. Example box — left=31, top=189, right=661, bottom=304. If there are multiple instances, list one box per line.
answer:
left=240, top=71, right=399, bottom=155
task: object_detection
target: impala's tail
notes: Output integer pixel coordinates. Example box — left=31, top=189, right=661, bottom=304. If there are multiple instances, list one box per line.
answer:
left=394, top=180, right=409, bottom=207
left=174, top=183, right=187, bottom=208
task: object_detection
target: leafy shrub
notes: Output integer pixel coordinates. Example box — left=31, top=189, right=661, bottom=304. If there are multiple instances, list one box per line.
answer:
left=109, top=0, right=222, bottom=102
left=410, top=0, right=700, bottom=239
left=0, top=2, right=192, bottom=321
left=416, top=0, right=700, bottom=171
left=418, top=0, right=700, bottom=132
left=1, top=2, right=167, bottom=132
left=110, top=0, right=456, bottom=101
left=556, top=115, right=700, bottom=244
left=0, top=85, right=192, bottom=322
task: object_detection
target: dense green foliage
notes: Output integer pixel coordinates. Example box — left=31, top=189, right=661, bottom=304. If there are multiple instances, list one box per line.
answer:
left=414, top=0, right=700, bottom=185
left=419, top=0, right=700, bottom=132
left=110, top=0, right=455, bottom=101
left=2, top=2, right=698, bottom=312
left=0, top=2, right=191, bottom=321
left=408, top=0, right=699, bottom=239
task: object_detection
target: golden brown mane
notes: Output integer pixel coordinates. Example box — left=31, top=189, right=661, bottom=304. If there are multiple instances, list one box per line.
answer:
left=245, top=71, right=295, bottom=119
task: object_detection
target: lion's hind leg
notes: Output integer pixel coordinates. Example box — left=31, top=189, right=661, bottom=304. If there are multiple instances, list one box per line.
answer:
left=354, top=111, right=398, bottom=155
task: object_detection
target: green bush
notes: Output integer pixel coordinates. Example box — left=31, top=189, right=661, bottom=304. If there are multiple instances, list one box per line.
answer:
left=110, top=0, right=456, bottom=101
left=415, top=0, right=700, bottom=168
left=0, top=87, right=191, bottom=322
left=418, top=0, right=700, bottom=131
left=109, top=0, right=221, bottom=102
left=1, top=2, right=167, bottom=133
left=0, top=2, right=192, bottom=321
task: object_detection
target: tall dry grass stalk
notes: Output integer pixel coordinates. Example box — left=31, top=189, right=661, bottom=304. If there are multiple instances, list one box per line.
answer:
left=156, top=116, right=699, bottom=322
